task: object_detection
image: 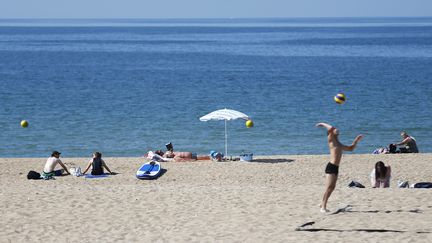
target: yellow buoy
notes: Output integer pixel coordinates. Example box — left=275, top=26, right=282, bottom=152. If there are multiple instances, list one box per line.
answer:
left=245, top=120, right=254, bottom=128
left=21, top=120, right=29, bottom=128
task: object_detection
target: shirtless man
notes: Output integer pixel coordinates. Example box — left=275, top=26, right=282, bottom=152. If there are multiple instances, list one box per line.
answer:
left=163, top=151, right=197, bottom=162
left=316, top=122, right=363, bottom=213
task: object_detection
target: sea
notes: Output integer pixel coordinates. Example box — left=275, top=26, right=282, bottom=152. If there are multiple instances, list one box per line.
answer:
left=0, top=18, right=431, bottom=157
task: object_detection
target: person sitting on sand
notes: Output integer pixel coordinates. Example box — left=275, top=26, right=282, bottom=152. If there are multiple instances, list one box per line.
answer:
left=316, top=122, right=363, bottom=213
left=42, top=151, right=70, bottom=179
left=82, top=152, right=114, bottom=175
left=389, top=131, right=418, bottom=153
left=370, top=161, right=391, bottom=188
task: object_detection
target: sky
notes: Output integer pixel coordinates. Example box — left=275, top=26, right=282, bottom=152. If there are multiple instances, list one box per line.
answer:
left=1, top=0, right=431, bottom=18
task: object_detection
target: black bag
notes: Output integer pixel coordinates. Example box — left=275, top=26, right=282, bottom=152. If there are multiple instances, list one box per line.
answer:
left=27, top=170, right=41, bottom=180
left=348, top=180, right=365, bottom=188
left=413, top=182, right=432, bottom=188
left=389, top=144, right=397, bottom=153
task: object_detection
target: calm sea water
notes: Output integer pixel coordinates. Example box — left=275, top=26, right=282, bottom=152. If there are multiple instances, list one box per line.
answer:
left=1, top=18, right=432, bottom=157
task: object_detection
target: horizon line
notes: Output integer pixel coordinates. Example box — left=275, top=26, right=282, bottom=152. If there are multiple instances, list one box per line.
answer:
left=1, top=16, right=432, bottom=20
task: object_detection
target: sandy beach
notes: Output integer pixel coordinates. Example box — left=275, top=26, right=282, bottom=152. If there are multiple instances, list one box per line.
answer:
left=1, top=153, right=432, bottom=242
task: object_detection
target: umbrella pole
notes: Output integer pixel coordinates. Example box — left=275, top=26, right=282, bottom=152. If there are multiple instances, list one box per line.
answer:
left=225, top=119, right=228, bottom=157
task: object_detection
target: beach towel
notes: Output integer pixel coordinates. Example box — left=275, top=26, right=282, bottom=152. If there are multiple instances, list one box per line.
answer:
left=147, top=151, right=173, bottom=162
left=84, top=174, right=109, bottom=179
left=372, top=147, right=389, bottom=154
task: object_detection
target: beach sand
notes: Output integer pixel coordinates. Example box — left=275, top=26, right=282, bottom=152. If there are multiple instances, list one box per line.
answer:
left=1, top=154, right=432, bottom=242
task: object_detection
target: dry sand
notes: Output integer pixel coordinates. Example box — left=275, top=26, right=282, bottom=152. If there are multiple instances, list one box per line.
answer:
left=1, top=153, right=432, bottom=242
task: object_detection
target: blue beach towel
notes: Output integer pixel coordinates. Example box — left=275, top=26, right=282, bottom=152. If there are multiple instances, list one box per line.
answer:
left=84, top=174, right=109, bottom=179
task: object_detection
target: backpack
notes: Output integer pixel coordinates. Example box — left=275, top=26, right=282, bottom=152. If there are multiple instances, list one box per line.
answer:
left=27, top=170, right=41, bottom=180
left=412, top=182, right=432, bottom=188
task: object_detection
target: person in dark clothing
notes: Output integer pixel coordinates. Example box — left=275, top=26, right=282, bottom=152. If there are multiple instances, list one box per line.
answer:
left=389, top=131, right=419, bottom=153
left=82, top=152, right=114, bottom=175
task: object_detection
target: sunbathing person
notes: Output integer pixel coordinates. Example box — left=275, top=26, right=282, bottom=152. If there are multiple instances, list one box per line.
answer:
left=164, top=150, right=197, bottom=162
left=148, top=150, right=208, bottom=162
left=82, top=152, right=114, bottom=175
left=370, top=161, right=391, bottom=188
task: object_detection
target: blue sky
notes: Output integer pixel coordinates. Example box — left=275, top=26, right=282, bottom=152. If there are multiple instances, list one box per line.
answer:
left=1, top=0, right=431, bottom=18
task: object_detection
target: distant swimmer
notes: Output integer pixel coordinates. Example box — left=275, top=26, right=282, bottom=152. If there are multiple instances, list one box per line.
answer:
left=316, top=122, right=363, bottom=213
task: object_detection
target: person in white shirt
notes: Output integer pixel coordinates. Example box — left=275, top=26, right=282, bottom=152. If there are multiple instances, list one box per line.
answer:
left=43, top=151, right=70, bottom=177
left=370, top=161, right=391, bottom=188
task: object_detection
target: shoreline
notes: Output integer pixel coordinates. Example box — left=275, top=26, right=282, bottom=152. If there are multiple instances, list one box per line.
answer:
left=1, top=153, right=431, bottom=242
left=3, top=152, right=431, bottom=158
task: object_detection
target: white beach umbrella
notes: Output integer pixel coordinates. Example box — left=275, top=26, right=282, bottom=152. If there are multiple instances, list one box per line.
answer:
left=199, top=108, right=250, bottom=157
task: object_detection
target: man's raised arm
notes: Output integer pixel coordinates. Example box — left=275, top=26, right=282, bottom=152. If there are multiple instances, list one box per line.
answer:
left=315, top=122, right=334, bottom=131
left=343, top=135, right=364, bottom=151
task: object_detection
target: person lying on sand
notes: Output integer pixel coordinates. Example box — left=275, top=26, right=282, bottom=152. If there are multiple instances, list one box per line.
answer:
left=147, top=150, right=210, bottom=162
left=157, top=150, right=198, bottom=162
left=316, top=122, right=363, bottom=213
